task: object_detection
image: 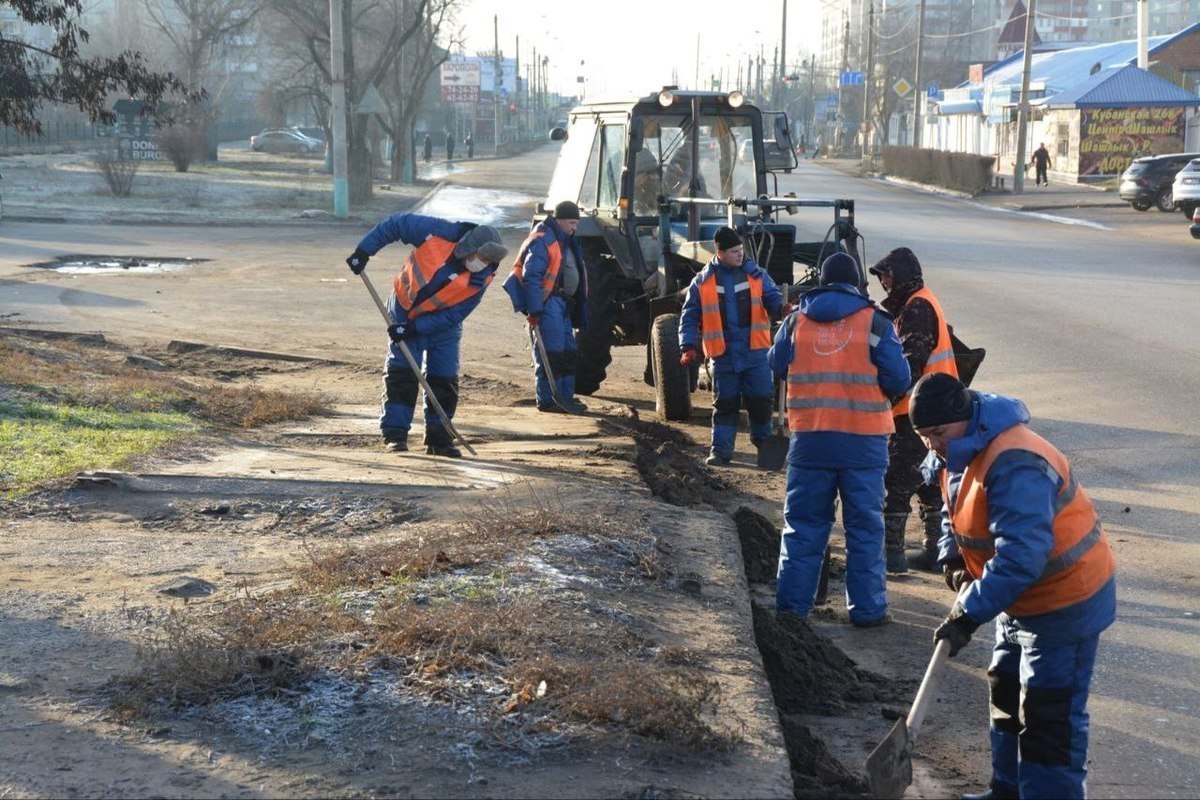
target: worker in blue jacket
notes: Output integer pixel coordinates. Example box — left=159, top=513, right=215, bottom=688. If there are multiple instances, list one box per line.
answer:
left=679, top=226, right=785, bottom=465
left=768, top=253, right=910, bottom=624
left=503, top=201, right=589, bottom=413
left=346, top=214, right=508, bottom=457
left=910, top=373, right=1117, bottom=800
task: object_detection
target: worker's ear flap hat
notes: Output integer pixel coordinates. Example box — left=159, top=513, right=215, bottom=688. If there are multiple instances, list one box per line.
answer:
left=455, top=225, right=508, bottom=263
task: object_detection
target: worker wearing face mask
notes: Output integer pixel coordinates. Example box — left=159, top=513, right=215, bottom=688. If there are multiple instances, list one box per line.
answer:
left=346, top=215, right=509, bottom=457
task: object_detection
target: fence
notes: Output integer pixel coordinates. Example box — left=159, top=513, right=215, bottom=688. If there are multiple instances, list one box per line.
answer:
left=1, top=121, right=111, bottom=148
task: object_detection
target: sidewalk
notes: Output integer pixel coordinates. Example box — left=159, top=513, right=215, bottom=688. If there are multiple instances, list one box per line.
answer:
left=815, top=155, right=1125, bottom=212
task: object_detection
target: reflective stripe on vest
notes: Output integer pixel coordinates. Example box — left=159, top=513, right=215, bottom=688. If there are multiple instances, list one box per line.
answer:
left=697, top=270, right=772, bottom=359
left=393, top=237, right=490, bottom=318
left=894, top=286, right=958, bottom=417
left=940, top=424, right=1116, bottom=617
left=507, top=228, right=561, bottom=304
left=786, top=307, right=895, bottom=435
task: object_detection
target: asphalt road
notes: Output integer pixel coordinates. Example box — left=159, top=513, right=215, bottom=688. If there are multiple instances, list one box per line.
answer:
left=1, top=147, right=1197, bottom=797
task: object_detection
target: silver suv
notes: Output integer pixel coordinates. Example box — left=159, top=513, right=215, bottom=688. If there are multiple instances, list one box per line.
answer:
left=1171, top=157, right=1200, bottom=218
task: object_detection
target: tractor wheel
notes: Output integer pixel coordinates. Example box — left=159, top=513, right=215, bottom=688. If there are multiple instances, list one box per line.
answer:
left=574, top=257, right=617, bottom=396
left=650, top=313, right=691, bottom=421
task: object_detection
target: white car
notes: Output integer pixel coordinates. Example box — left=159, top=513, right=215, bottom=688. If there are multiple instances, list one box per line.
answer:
left=1172, top=157, right=1200, bottom=218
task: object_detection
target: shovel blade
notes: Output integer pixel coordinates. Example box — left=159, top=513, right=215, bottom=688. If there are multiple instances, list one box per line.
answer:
left=756, top=434, right=789, bottom=471
left=865, top=717, right=912, bottom=799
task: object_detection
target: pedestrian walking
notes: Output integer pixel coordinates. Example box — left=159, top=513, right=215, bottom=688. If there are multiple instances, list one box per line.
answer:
left=811, top=135, right=822, bottom=159
left=503, top=201, right=589, bottom=413
left=1031, top=142, right=1052, bottom=187
left=680, top=226, right=785, bottom=466
left=345, top=214, right=509, bottom=457
left=445, top=130, right=455, bottom=160
left=422, top=133, right=432, bottom=163
left=868, top=247, right=960, bottom=573
left=769, top=253, right=910, bottom=625
left=909, top=372, right=1117, bottom=800
left=465, top=132, right=474, bottom=159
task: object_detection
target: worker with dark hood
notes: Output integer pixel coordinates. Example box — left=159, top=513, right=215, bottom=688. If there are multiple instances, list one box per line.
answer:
left=346, top=215, right=508, bottom=457
left=768, top=253, right=909, bottom=625
left=679, top=226, right=785, bottom=465
left=869, top=246, right=960, bottom=574
left=910, top=373, right=1116, bottom=800
left=503, top=200, right=589, bottom=413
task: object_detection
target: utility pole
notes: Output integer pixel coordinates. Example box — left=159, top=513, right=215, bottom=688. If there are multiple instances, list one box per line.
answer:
left=912, top=0, right=927, bottom=148
left=1013, top=0, right=1036, bottom=192
left=839, top=14, right=849, bottom=153
left=861, top=3, right=874, bottom=159
left=780, top=0, right=788, bottom=105
left=1137, top=0, right=1148, bottom=68
left=329, top=0, right=349, bottom=217
left=493, top=15, right=500, bottom=153
left=807, top=55, right=815, bottom=140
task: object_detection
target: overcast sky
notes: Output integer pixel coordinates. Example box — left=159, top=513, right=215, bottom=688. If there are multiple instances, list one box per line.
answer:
left=455, top=0, right=825, bottom=98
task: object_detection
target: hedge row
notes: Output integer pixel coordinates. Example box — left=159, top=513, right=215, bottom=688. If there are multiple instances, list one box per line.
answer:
left=881, top=147, right=996, bottom=195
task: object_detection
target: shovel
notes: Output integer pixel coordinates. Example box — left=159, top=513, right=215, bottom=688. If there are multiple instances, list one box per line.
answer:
left=528, top=325, right=574, bottom=414
left=358, top=271, right=477, bottom=457
left=864, top=586, right=969, bottom=798
left=756, top=378, right=789, bottom=471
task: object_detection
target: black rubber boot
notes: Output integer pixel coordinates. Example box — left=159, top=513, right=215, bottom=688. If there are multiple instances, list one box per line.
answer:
left=884, top=513, right=908, bottom=574
left=907, top=506, right=942, bottom=572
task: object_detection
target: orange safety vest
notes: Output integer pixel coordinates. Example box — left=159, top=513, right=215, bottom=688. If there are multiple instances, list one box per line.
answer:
left=393, top=236, right=491, bottom=318
left=894, top=286, right=958, bottom=417
left=697, top=270, right=772, bottom=358
left=786, top=307, right=895, bottom=435
left=508, top=228, right=561, bottom=305
left=942, top=425, right=1116, bottom=617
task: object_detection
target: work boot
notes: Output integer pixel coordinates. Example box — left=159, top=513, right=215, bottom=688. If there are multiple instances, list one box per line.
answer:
left=962, top=782, right=1019, bottom=800
left=908, top=507, right=942, bottom=572
left=560, top=398, right=588, bottom=413
left=851, top=612, right=892, bottom=628
left=884, top=513, right=908, bottom=574
left=425, top=443, right=463, bottom=458
left=537, top=403, right=566, bottom=413
left=705, top=450, right=732, bottom=467
left=384, top=436, right=408, bottom=452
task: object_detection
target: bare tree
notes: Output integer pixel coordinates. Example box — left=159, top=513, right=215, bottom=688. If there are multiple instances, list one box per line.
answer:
left=0, top=0, right=196, bottom=135
left=263, top=0, right=439, bottom=204
left=141, top=0, right=262, bottom=98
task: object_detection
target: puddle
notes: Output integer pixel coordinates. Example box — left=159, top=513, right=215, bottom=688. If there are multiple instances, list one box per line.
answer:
left=26, top=255, right=211, bottom=275
left=416, top=185, right=539, bottom=229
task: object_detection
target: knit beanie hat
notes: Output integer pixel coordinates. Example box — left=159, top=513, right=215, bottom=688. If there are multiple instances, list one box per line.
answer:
left=454, top=225, right=509, bottom=262
left=819, top=252, right=861, bottom=286
left=553, top=200, right=581, bottom=220
left=909, top=373, right=974, bottom=430
left=714, top=226, right=742, bottom=251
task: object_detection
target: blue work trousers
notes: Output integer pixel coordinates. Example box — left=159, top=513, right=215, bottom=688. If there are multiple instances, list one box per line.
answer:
left=710, top=355, right=773, bottom=456
left=531, top=295, right=578, bottom=407
left=987, top=617, right=1102, bottom=799
left=776, top=463, right=887, bottom=623
left=379, top=326, right=460, bottom=446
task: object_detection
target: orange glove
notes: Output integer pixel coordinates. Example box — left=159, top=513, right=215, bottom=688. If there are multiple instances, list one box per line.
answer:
left=680, top=348, right=699, bottom=367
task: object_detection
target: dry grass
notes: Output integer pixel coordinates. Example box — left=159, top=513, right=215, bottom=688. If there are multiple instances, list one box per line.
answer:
left=115, top=503, right=735, bottom=751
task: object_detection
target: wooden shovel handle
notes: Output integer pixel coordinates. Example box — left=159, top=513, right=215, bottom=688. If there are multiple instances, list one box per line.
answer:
left=906, top=637, right=950, bottom=742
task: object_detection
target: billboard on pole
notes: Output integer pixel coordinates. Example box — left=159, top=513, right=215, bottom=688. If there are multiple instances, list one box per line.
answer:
left=441, top=62, right=481, bottom=104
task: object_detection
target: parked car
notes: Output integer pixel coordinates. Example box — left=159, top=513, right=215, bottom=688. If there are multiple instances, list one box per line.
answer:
left=1171, top=157, right=1200, bottom=218
left=290, top=126, right=327, bottom=144
left=1118, top=152, right=1200, bottom=212
left=1191, top=206, right=1200, bottom=240
left=249, top=129, right=323, bottom=155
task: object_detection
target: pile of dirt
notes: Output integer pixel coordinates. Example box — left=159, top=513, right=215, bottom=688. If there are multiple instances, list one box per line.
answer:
left=734, top=505, right=781, bottom=584
left=779, top=716, right=870, bottom=799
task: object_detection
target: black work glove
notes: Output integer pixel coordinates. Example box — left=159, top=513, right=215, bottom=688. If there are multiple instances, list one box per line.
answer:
left=933, top=601, right=980, bottom=658
left=943, top=556, right=973, bottom=592
left=387, top=323, right=413, bottom=343
left=346, top=249, right=371, bottom=275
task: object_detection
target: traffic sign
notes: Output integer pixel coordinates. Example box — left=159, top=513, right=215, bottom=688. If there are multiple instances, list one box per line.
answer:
left=840, top=71, right=864, bottom=86
left=893, top=78, right=912, bottom=97
left=441, top=62, right=481, bottom=103
left=355, top=83, right=387, bottom=115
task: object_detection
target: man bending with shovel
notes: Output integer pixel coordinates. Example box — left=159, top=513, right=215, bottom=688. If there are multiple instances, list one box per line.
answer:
left=346, top=215, right=508, bottom=457
left=910, top=373, right=1117, bottom=800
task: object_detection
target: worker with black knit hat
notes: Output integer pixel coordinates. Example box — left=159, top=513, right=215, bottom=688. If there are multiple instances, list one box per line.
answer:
left=503, top=200, right=589, bottom=412
left=768, top=251, right=909, bottom=626
left=679, top=226, right=785, bottom=465
left=909, top=372, right=1116, bottom=800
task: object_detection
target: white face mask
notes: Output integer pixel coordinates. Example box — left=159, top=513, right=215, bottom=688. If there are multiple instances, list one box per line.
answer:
left=465, top=256, right=488, bottom=273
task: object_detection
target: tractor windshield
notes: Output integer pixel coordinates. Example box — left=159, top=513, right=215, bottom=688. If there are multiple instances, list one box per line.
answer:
left=631, top=112, right=758, bottom=217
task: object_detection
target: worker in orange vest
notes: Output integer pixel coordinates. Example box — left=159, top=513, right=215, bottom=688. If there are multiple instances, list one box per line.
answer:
left=869, top=246, right=959, bottom=574
left=768, top=253, right=910, bottom=624
left=910, top=373, right=1117, bottom=800
left=346, top=215, right=509, bottom=457
left=679, top=226, right=785, bottom=466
